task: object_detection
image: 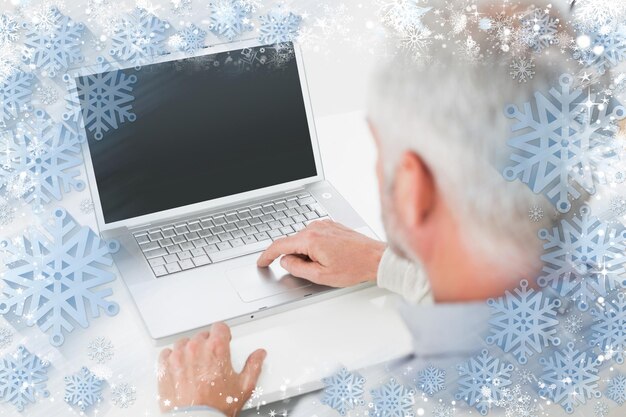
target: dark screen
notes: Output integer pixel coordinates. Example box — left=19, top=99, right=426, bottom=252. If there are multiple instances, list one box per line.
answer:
left=81, top=44, right=317, bottom=223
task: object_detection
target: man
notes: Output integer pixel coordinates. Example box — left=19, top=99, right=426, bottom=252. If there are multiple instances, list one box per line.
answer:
left=157, top=3, right=578, bottom=416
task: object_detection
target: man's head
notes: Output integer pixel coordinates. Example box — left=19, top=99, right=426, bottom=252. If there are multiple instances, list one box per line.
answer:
left=367, top=3, right=579, bottom=301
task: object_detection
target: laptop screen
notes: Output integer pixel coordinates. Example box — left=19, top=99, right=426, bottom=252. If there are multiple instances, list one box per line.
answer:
left=79, top=43, right=317, bottom=224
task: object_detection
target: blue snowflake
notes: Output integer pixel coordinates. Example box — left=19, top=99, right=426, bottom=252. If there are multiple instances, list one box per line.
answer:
left=573, top=26, right=626, bottom=74
left=589, top=292, right=626, bottom=364
left=0, top=208, right=120, bottom=346
left=486, top=279, right=561, bottom=365
left=109, top=8, right=170, bottom=67
left=208, top=0, right=253, bottom=41
left=519, top=8, right=559, bottom=52
left=370, top=378, right=416, bottom=417
left=172, top=24, right=207, bottom=54
left=320, top=367, right=365, bottom=416
left=0, top=345, right=50, bottom=412
left=258, top=8, right=302, bottom=45
left=64, top=367, right=103, bottom=411
left=415, top=365, right=445, bottom=396
left=539, top=342, right=601, bottom=413
left=0, top=71, right=33, bottom=125
left=537, top=205, right=626, bottom=311
left=606, top=373, right=626, bottom=405
left=0, top=14, right=19, bottom=45
left=503, top=73, right=626, bottom=213
left=64, top=57, right=137, bottom=141
left=455, top=349, right=514, bottom=416
left=0, top=110, right=85, bottom=207
left=22, top=7, right=84, bottom=78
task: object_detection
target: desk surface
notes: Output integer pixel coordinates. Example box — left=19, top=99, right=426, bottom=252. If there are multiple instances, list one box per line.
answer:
left=6, top=111, right=413, bottom=417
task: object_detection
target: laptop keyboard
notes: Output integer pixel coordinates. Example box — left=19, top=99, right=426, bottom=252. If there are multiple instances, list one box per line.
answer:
left=133, top=193, right=329, bottom=277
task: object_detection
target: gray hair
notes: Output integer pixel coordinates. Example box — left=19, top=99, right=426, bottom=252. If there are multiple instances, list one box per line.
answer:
left=367, top=3, right=581, bottom=265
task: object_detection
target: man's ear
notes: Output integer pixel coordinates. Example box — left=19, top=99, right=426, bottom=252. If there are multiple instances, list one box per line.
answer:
left=392, top=151, right=436, bottom=230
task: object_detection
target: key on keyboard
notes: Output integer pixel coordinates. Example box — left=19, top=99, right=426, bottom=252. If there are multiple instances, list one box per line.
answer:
left=134, top=193, right=329, bottom=277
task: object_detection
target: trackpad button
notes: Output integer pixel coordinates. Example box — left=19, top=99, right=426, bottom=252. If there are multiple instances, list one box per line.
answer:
left=227, top=262, right=312, bottom=302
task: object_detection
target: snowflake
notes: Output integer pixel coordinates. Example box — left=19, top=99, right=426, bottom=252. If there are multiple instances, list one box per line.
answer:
left=0, top=71, right=34, bottom=125
left=22, top=7, right=84, bottom=78
left=378, top=0, right=431, bottom=34
left=80, top=198, right=94, bottom=214
left=0, top=14, right=19, bottom=45
left=610, top=195, right=626, bottom=216
left=573, top=27, right=626, bottom=75
left=510, top=57, right=535, bottom=83
left=431, top=403, right=454, bottom=417
left=370, top=378, right=416, bottom=417
left=564, top=314, right=583, bottom=334
left=170, top=24, right=207, bottom=54
left=573, top=0, right=626, bottom=32
left=494, top=385, right=538, bottom=417
left=0, top=110, right=85, bottom=207
left=416, top=365, right=445, bottom=396
left=0, top=207, right=120, bottom=346
left=65, top=57, right=137, bottom=141
left=589, top=292, right=626, bottom=363
left=537, top=205, right=626, bottom=311
left=320, top=368, right=365, bottom=416
left=482, top=12, right=515, bottom=53
left=594, top=401, right=609, bottom=417
left=111, top=382, right=136, bottom=408
left=503, top=73, right=626, bottom=213
left=455, top=349, right=514, bottom=416
left=0, top=328, right=11, bottom=349
left=606, top=373, right=626, bottom=405
left=258, top=8, right=301, bottom=45
left=109, top=8, right=170, bottom=67
left=515, top=368, right=537, bottom=385
left=538, top=342, right=601, bottom=413
left=528, top=205, right=544, bottom=222
left=171, top=0, right=193, bottom=16
left=0, top=345, right=50, bottom=411
left=486, top=279, right=561, bottom=365
left=246, top=385, right=265, bottom=409
left=519, top=8, right=559, bottom=53
left=64, top=367, right=103, bottom=411
left=208, top=0, right=253, bottom=41
left=87, top=336, right=114, bottom=364
left=35, top=85, right=58, bottom=105
left=0, top=42, right=22, bottom=83
left=399, top=24, right=432, bottom=61
left=0, top=202, right=14, bottom=226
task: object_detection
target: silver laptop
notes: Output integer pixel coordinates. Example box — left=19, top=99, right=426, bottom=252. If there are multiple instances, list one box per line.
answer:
left=77, top=40, right=377, bottom=340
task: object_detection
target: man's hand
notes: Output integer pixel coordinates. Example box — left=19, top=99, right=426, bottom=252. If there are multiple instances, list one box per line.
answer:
left=257, top=220, right=386, bottom=287
left=158, top=323, right=266, bottom=417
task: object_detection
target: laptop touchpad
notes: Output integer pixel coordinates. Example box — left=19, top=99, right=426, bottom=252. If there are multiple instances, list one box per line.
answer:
left=227, top=261, right=313, bottom=302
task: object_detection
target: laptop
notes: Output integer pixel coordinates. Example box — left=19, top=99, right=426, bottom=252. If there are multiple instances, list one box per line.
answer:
left=76, top=40, right=378, bottom=340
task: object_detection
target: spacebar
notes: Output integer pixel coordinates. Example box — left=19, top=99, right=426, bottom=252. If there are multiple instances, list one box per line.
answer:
left=209, top=240, right=273, bottom=263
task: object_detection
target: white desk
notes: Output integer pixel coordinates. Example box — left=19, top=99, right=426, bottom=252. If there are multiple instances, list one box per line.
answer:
left=13, top=111, right=413, bottom=417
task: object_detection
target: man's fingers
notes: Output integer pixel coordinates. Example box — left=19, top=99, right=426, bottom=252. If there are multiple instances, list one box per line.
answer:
left=257, top=235, right=308, bottom=267
left=239, top=349, right=267, bottom=394
left=280, top=254, right=323, bottom=282
left=210, top=322, right=232, bottom=342
left=159, top=348, right=172, bottom=363
left=173, top=337, right=189, bottom=351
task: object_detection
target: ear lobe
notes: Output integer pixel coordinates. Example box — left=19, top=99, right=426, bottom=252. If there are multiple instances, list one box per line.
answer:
left=392, top=151, right=435, bottom=229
